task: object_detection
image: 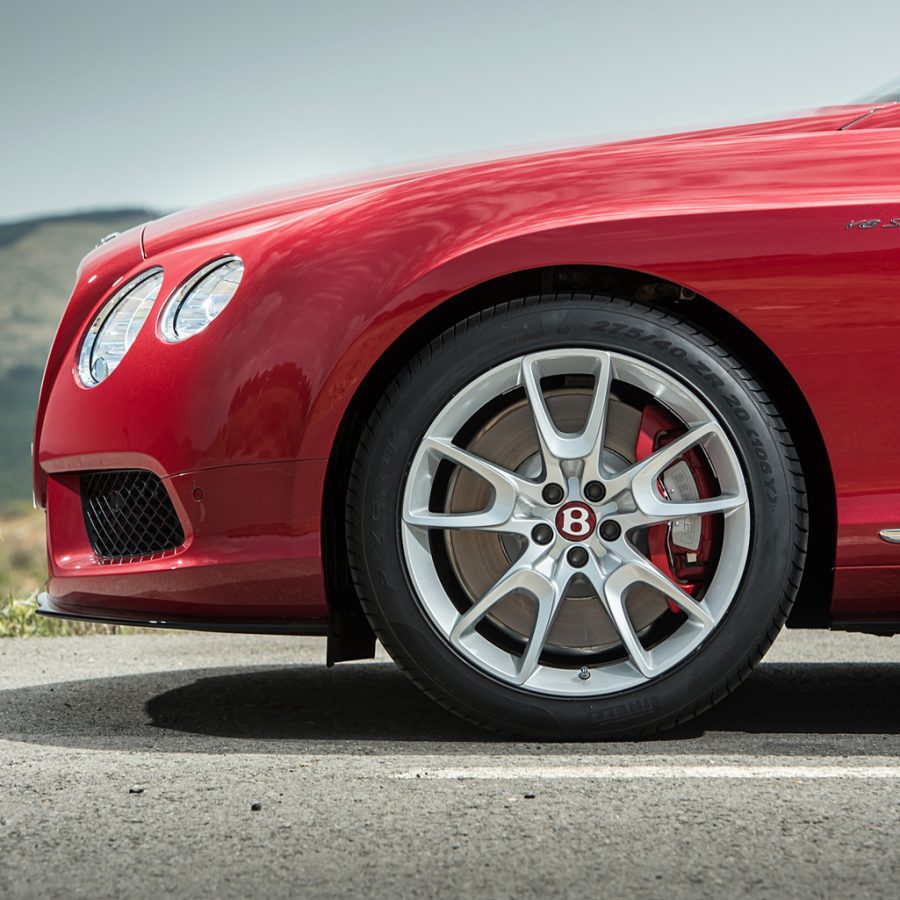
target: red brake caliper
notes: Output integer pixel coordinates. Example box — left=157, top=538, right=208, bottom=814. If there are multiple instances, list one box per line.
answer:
left=634, top=404, right=718, bottom=610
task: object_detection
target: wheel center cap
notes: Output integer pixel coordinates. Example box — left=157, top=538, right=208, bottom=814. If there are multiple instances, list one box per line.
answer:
left=555, top=501, right=596, bottom=542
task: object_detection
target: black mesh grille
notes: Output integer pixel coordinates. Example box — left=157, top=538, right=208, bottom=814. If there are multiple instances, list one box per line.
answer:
left=81, top=470, right=185, bottom=561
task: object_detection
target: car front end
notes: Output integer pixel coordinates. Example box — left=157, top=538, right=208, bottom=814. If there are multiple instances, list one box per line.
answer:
left=33, top=208, right=336, bottom=633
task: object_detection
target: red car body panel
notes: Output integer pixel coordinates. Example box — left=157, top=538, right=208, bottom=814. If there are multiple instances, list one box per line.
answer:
left=34, top=105, right=900, bottom=630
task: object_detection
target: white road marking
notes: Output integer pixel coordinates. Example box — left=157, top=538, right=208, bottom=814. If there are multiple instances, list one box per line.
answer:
left=395, top=764, right=900, bottom=781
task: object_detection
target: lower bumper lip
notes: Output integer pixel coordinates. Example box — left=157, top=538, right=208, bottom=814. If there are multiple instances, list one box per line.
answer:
left=36, top=591, right=327, bottom=635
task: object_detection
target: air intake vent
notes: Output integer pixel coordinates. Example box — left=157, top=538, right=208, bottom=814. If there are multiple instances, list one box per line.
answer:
left=81, top=470, right=185, bottom=560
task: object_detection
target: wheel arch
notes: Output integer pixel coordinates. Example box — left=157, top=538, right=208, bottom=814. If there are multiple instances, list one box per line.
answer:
left=323, top=264, right=835, bottom=662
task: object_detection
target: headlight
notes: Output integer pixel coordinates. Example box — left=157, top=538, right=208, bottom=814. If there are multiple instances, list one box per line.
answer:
left=78, top=268, right=164, bottom=387
left=159, top=257, right=244, bottom=342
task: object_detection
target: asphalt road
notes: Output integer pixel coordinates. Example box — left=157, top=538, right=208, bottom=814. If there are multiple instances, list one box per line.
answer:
left=0, top=629, right=898, bottom=899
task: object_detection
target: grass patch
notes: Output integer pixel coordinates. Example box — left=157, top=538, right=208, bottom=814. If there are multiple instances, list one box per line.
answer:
left=0, top=591, right=136, bottom=637
left=0, top=503, right=149, bottom=637
left=0, top=502, right=45, bottom=599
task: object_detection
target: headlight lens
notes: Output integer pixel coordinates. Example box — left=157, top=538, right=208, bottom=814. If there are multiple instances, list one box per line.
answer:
left=78, top=269, right=164, bottom=387
left=159, top=257, right=244, bottom=342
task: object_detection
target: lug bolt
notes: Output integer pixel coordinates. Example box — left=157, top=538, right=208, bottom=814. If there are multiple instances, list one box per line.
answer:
left=567, top=546, right=589, bottom=568
left=584, top=481, right=606, bottom=502
left=599, top=520, right=621, bottom=542
left=531, top=523, right=554, bottom=545
left=541, top=483, right=564, bottom=505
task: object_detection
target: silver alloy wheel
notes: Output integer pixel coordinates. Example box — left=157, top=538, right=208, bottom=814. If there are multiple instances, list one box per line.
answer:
left=401, top=349, right=751, bottom=697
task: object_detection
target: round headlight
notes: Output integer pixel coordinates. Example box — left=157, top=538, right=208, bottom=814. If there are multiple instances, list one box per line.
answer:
left=159, top=257, right=244, bottom=342
left=78, top=268, right=164, bottom=387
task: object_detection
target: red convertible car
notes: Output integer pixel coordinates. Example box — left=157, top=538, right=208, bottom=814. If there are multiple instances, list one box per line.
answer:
left=34, top=98, right=900, bottom=739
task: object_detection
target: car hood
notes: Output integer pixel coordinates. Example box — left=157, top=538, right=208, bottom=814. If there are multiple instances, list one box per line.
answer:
left=141, top=105, right=879, bottom=257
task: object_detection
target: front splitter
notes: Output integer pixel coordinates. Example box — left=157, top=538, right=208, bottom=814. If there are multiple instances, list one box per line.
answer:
left=36, top=591, right=328, bottom=636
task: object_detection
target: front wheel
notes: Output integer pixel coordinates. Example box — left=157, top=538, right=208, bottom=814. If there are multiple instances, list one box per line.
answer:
left=346, top=295, right=808, bottom=739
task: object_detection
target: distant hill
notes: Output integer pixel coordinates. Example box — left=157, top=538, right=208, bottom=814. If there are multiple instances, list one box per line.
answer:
left=0, top=209, right=161, bottom=507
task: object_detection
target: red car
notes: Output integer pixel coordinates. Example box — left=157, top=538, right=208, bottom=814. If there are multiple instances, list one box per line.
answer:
left=34, top=97, right=900, bottom=739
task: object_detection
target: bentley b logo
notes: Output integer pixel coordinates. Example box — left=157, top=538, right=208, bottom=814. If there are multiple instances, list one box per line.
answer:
left=556, top=502, right=596, bottom=541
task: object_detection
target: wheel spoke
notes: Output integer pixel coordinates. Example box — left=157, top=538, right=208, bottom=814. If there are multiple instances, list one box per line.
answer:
left=402, top=508, right=530, bottom=532
left=584, top=557, right=655, bottom=678
left=608, top=421, right=716, bottom=488
left=450, top=561, right=554, bottom=648
left=616, top=492, right=747, bottom=532
left=512, top=577, right=563, bottom=686
left=612, top=560, right=714, bottom=628
left=582, top=359, right=615, bottom=482
left=607, top=421, right=747, bottom=519
left=520, top=351, right=612, bottom=478
left=404, top=437, right=536, bottom=531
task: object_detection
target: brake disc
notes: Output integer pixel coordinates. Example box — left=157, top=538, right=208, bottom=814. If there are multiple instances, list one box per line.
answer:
left=444, top=390, right=678, bottom=654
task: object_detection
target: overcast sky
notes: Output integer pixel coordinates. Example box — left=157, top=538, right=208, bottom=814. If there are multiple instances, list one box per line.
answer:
left=3, top=0, right=900, bottom=222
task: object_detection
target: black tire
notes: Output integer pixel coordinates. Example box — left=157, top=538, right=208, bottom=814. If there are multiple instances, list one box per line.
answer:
left=346, top=294, right=808, bottom=739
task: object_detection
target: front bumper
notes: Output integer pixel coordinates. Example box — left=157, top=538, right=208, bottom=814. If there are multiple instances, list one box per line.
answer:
left=40, top=457, right=330, bottom=626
